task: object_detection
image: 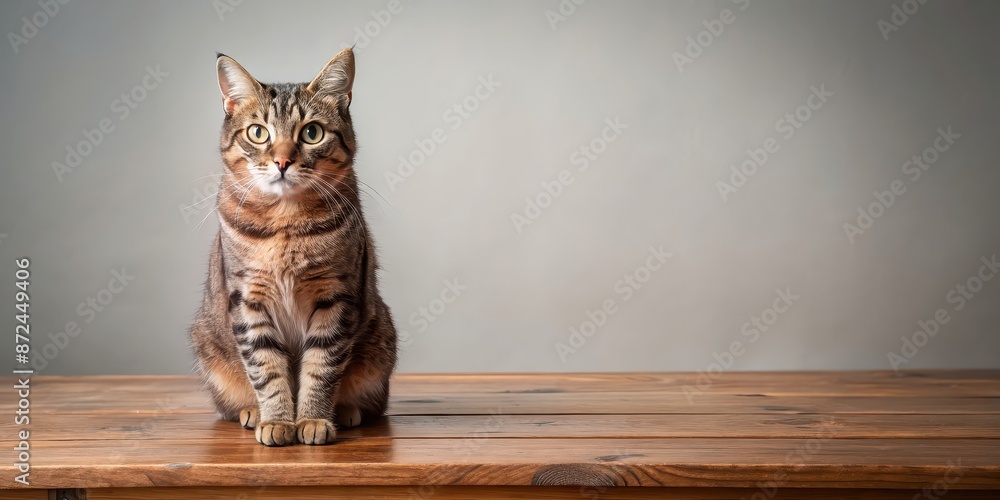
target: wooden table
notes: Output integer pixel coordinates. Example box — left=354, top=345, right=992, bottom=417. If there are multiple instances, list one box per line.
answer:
left=2, top=371, right=999, bottom=499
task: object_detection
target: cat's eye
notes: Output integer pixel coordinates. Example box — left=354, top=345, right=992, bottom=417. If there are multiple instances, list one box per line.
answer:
left=246, top=124, right=269, bottom=144
left=300, top=122, right=325, bottom=145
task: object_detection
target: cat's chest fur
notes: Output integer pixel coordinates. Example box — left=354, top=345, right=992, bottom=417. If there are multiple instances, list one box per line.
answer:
left=226, top=231, right=354, bottom=349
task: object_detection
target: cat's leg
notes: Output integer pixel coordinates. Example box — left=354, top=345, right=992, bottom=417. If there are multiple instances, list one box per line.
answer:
left=336, top=307, right=397, bottom=428
left=335, top=356, right=390, bottom=428
left=191, top=309, right=259, bottom=428
left=231, top=296, right=296, bottom=446
left=202, top=359, right=257, bottom=428
left=295, top=299, right=357, bottom=445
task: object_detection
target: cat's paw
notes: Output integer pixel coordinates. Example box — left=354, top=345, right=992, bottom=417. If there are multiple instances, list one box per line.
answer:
left=336, top=406, right=362, bottom=428
left=255, top=420, right=296, bottom=447
left=296, top=418, right=336, bottom=445
left=239, top=407, right=258, bottom=429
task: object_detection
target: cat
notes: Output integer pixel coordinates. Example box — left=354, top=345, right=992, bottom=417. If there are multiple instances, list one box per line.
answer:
left=189, top=48, right=397, bottom=446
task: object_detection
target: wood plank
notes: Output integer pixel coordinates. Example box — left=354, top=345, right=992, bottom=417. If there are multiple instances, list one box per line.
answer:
left=5, top=438, right=996, bottom=489
left=8, top=370, right=1000, bottom=398
left=2, top=372, right=998, bottom=494
left=10, top=388, right=1000, bottom=416
left=382, top=393, right=1000, bottom=415
left=19, top=394, right=1000, bottom=415
left=13, top=412, right=1000, bottom=441
left=0, top=492, right=46, bottom=500
left=7, top=372, right=1000, bottom=415
left=83, top=486, right=1000, bottom=500
left=392, top=370, right=1000, bottom=396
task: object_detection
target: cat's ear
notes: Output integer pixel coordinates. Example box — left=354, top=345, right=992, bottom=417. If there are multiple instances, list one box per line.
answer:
left=216, top=53, right=262, bottom=115
left=307, top=48, right=355, bottom=107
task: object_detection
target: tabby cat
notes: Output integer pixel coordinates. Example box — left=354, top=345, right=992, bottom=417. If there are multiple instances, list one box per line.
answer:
left=189, top=48, right=397, bottom=446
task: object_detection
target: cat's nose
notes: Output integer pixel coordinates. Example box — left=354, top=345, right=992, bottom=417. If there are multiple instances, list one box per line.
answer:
left=274, top=157, right=293, bottom=172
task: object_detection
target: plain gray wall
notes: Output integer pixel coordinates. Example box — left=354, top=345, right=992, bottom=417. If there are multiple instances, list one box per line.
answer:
left=1, top=0, right=998, bottom=375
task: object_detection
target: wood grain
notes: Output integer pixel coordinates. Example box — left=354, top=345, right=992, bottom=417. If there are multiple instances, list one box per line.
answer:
left=15, top=412, right=1000, bottom=441
left=0, top=492, right=46, bottom=500
left=9, top=438, right=998, bottom=489
left=83, top=486, right=1000, bottom=499
left=7, top=376, right=1000, bottom=415
left=9, top=369, right=1000, bottom=399
left=1, top=371, right=998, bottom=495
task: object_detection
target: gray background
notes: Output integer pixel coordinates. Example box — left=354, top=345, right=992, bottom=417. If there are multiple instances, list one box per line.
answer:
left=1, top=0, right=997, bottom=375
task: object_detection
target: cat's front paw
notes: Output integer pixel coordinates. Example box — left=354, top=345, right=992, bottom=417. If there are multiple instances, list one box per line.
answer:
left=255, top=420, right=296, bottom=446
left=239, top=407, right=258, bottom=429
left=296, top=418, right=336, bottom=445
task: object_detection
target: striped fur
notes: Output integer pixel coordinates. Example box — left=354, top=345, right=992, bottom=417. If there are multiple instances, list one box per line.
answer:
left=189, top=49, right=397, bottom=446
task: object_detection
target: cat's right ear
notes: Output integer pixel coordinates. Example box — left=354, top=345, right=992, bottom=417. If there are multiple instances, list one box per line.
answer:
left=216, top=54, right=261, bottom=116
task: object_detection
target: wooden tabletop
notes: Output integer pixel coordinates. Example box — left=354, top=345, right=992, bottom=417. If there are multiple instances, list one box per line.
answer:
left=2, top=370, right=1000, bottom=498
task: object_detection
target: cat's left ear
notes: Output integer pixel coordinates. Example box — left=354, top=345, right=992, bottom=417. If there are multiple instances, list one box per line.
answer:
left=307, top=48, right=355, bottom=108
left=216, top=53, right=262, bottom=115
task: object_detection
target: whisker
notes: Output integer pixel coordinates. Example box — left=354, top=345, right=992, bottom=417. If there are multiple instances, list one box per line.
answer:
left=179, top=173, right=232, bottom=210
left=356, top=179, right=399, bottom=217
left=311, top=174, right=367, bottom=243
left=180, top=190, right=223, bottom=211
left=308, top=176, right=355, bottom=239
left=192, top=207, right=217, bottom=233
left=316, top=170, right=390, bottom=219
left=184, top=173, right=227, bottom=185
left=234, top=177, right=257, bottom=227
left=306, top=178, right=337, bottom=219
left=191, top=177, right=255, bottom=234
left=313, top=176, right=363, bottom=239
